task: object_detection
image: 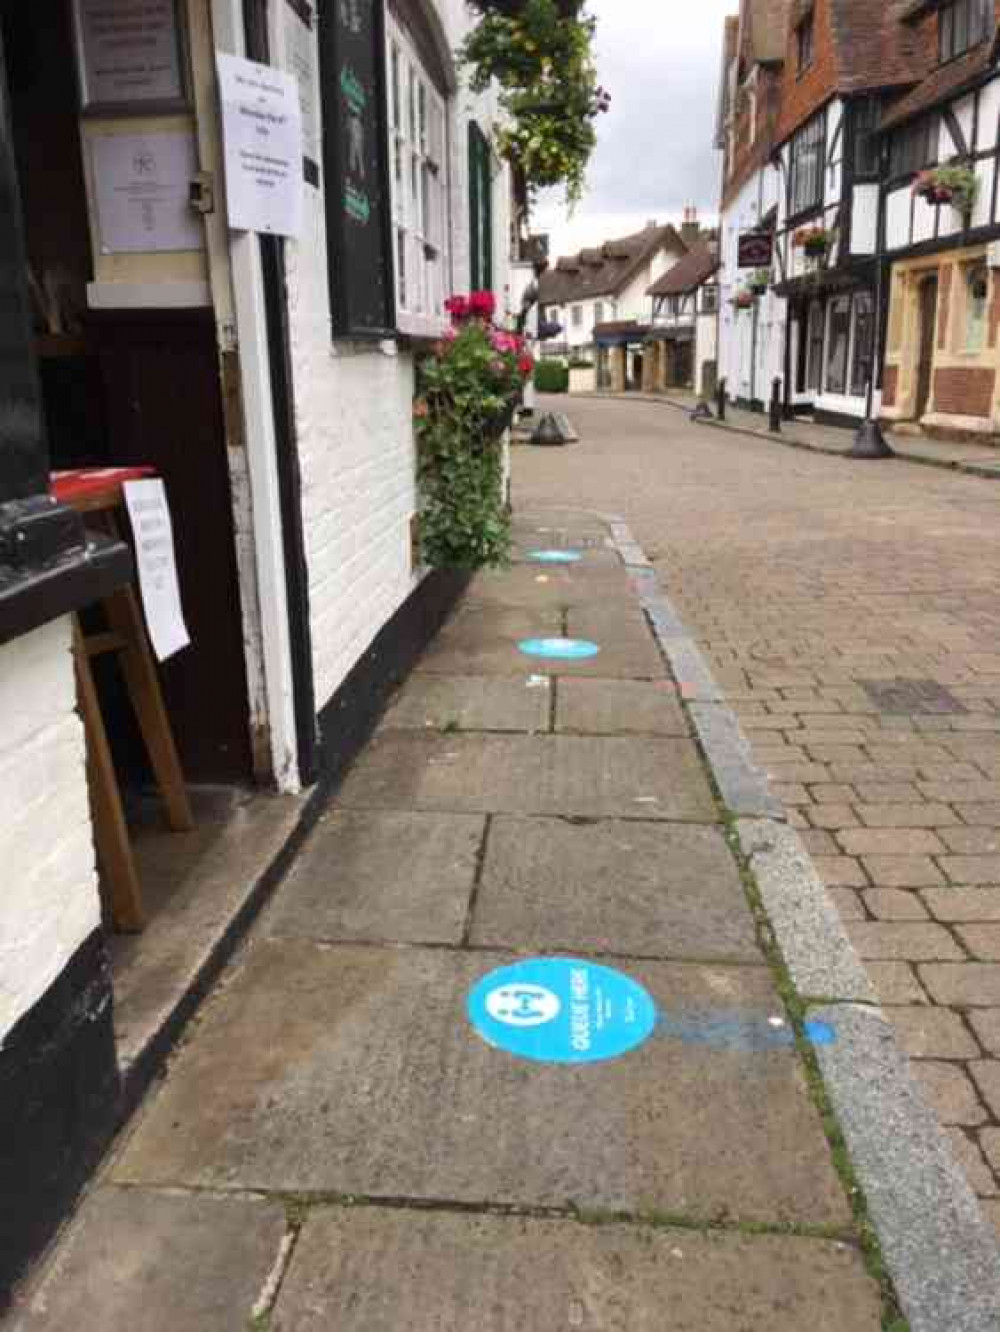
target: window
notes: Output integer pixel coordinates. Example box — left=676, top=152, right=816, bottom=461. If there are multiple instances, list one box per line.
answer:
left=850, top=293, right=875, bottom=397
left=797, top=12, right=815, bottom=73
left=939, top=0, right=991, bottom=63
left=825, top=297, right=852, bottom=395
left=594, top=301, right=605, bottom=324
left=388, top=17, right=448, bottom=331
left=468, top=122, right=493, bottom=292
left=702, top=285, right=718, bottom=314
left=807, top=302, right=825, bottom=391
left=964, top=262, right=989, bottom=351
left=889, top=115, right=939, bottom=177
left=789, top=114, right=825, bottom=217
left=572, top=305, right=584, bottom=328
left=851, top=98, right=882, bottom=177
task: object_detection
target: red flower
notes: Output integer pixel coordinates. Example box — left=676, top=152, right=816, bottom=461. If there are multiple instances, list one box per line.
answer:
left=469, top=290, right=497, bottom=319
left=444, top=295, right=470, bottom=323
left=518, top=354, right=535, bottom=377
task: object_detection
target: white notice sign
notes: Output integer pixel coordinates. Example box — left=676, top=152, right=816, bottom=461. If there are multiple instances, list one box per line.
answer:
left=74, top=0, right=185, bottom=108
left=92, top=132, right=204, bottom=254
left=216, top=52, right=303, bottom=237
left=124, top=479, right=191, bottom=662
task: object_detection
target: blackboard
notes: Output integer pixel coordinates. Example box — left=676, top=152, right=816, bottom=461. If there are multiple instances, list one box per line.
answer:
left=320, top=0, right=395, bottom=337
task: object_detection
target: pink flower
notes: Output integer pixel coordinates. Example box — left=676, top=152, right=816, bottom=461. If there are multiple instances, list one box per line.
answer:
left=490, top=330, right=520, bottom=355
left=469, top=290, right=497, bottom=319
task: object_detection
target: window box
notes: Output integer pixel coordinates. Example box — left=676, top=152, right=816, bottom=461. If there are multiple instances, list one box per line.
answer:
left=793, top=225, right=835, bottom=260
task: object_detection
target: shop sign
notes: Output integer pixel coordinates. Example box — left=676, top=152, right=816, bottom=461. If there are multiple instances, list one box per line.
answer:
left=216, top=53, right=304, bottom=238
left=73, top=0, right=187, bottom=111
left=91, top=131, right=204, bottom=253
left=738, top=231, right=774, bottom=269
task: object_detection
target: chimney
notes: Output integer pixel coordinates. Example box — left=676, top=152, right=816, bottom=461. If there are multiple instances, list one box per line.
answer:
left=680, top=204, right=701, bottom=246
left=646, top=218, right=658, bottom=229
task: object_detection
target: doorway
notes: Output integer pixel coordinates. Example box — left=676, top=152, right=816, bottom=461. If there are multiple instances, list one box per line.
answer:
left=915, top=276, right=939, bottom=419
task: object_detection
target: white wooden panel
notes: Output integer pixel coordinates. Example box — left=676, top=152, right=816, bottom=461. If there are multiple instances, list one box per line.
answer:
left=886, top=188, right=912, bottom=250
left=851, top=184, right=878, bottom=254
left=974, top=158, right=995, bottom=228
left=936, top=203, right=963, bottom=241
left=955, top=94, right=975, bottom=149
left=976, top=78, right=1000, bottom=153
left=913, top=194, right=936, bottom=243
left=937, top=119, right=953, bottom=162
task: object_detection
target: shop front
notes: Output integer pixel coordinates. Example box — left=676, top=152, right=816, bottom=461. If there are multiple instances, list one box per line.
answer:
left=782, top=269, right=878, bottom=426
left=594, top=320, right=650, bottom=392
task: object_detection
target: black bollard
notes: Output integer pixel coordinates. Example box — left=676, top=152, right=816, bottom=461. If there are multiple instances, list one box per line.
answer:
left=769, top=377, right=782, bottom=433
left=716, top=378, right=727, bottom=422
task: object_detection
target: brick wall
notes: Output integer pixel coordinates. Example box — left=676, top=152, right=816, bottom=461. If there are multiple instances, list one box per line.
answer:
left=775, top=0, right=838, bottom=145
left=721, top=69, right=782, bottom=211
left=933, top=367, right=995, bottom=417
left=0, top=617, right=100, bottom=1041
left=882, top=364, right=898, bottom=408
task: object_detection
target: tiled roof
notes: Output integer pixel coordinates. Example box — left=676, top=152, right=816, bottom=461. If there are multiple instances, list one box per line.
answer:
left=880, top=29, right=999, bottom=130
left=830, top=0, right=934, bottom=93
left=647, top=247, right=720, bottom=297
left=538, top=224, right=686, bottom=305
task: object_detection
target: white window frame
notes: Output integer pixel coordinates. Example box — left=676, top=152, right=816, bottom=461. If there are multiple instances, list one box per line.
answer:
left=387, top=15, right=450, bottom=337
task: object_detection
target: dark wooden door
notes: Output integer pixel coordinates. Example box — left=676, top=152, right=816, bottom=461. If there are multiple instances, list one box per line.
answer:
left=916, top=277, right=938, bottom=419
left=92, top=311, right=253, bottom=783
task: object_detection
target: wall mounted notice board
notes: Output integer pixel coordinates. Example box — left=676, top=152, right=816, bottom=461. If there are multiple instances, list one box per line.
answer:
left=319, top=0, right=395, bottom=337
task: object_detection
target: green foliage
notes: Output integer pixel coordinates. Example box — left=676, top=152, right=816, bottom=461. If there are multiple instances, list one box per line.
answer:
left=414, top=321, right=530, bottom=570
left=534, top=359, right=570, bottom=392
left=459, top=0, right=607, bottom=205
left=914, top=163, right=978, bottom=212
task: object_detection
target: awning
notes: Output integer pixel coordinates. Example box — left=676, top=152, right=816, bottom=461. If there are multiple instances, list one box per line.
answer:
left=594, top=320, right=651, bottom=347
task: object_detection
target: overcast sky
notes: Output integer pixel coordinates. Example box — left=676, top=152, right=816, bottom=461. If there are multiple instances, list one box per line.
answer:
left=532, top=0, right=734, bottom=259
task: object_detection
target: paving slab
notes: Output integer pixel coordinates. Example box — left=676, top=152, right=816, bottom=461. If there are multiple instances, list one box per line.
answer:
left=471, top=816, right=761, bottom=961
left=272, top=1207, right=880, bottom=1332
left=381, top=675, right=551, bottom=733
left=465, top=564, right=631, bottom=612
left=555, top=677, right=688, bottom=735
left=9, top=1188, right=286, bottom=1332
left=335, top=732, right=718, bottom=822
left=114, top=940, right=849, bottom=1226
left=263, top=811, right=484, bottom=944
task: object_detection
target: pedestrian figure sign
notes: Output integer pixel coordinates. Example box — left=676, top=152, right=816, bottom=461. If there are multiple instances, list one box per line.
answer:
left=468, top=959, right=657, bottom=1064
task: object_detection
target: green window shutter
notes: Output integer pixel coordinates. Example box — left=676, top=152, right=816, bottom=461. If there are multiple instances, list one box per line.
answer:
left=469, top=122, right=493, bottom=292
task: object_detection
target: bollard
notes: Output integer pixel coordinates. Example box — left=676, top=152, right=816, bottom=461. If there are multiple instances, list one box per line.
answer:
left=716, top=378, right=727, bottom=422
left=769, top=377, right=782, bottom=433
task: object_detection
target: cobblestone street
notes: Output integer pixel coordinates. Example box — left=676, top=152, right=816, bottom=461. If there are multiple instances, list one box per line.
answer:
left=519, top=395, right=1000, bottom=1226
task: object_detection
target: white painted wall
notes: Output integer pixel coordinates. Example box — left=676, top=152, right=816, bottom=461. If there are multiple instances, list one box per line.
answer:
left=718, top=164, right=784, bottom=404
left=279, top=0, right=512, bottom=709
left=0, top=618, right=100, bottom=1042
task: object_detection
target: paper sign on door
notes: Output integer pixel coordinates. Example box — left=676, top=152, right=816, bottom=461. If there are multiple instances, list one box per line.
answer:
left=123, top=479, right=191, bottom=662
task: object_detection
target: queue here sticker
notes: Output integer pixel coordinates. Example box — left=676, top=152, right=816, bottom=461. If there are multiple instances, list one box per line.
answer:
left=467, top=958, right=658, bottom=1065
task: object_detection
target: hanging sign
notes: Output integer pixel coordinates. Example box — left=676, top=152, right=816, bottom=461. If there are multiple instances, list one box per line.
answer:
left=738, top=231, right=774, bottom=269
left=216, top=53, right=304, bottom=238
left=468, top=959, right=658, bottom=1065
left=320, top=0, right=395, bottom=336
left=73, top=0, right=187, bottom=111
left=91, top=131, right=204, bottom=254
left=123, top=479, right=190, bottom=662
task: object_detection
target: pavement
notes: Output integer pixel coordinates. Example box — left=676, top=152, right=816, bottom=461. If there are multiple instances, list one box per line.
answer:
left=11, top=512, right=894, bottom=1329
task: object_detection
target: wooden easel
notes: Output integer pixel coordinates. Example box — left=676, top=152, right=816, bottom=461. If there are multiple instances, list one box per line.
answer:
left=58, top=470, right=194, bottom=932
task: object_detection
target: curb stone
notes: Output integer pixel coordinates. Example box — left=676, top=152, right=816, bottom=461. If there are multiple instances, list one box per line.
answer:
left=601, top=511, right=1000, bottom=1332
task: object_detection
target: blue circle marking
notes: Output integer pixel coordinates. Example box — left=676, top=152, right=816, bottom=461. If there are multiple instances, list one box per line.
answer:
left=528, top=549, right=583, bottom=565
left=518, top=637, right=600, bottom=661
left=468, top=958, right=658, bottom=1064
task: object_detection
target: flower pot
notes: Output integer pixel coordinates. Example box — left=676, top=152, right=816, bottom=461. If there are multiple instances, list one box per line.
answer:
left=804, top=240, right=829, bottom=259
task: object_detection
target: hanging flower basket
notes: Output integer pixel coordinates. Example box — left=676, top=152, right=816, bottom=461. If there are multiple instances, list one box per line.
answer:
left=747, top=268, right=771, bottom=295
left=459, top=0, right=607, bottom=205
left=732, top=290, right=755, bottom=310
left=413, top=294, right=534, bottom=570
left=793, top=226, right=834, bottom=260
left=913, top=165, right=978, bottom=213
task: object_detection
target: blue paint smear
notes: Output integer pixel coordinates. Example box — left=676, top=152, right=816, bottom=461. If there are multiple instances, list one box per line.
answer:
left=518, top=637, right=600, bottom=661
left=467, top=958, right=658, bottom=1065
left=527, top=549, right=583, bottom=564
left=656, top=1011, right=837, bottom=1053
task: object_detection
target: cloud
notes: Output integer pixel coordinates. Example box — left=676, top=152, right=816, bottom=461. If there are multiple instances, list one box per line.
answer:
left=532, top=0, right=734, bottom=257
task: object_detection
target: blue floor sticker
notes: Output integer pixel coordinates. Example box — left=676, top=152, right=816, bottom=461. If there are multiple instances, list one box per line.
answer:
left=655, top=1011, right=838, bottom=1053
left=527, top=550, right=583, bottom=564
left=518, top=637, right=600, bottom=661
left=468, top=958, right=658, bottom=1064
